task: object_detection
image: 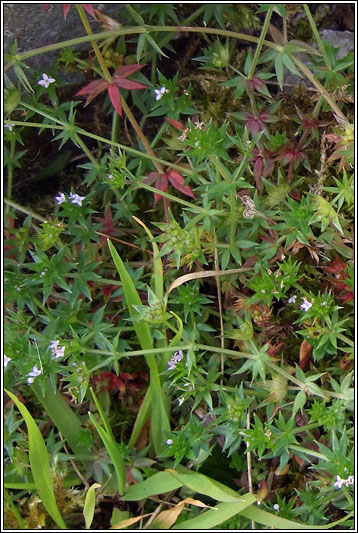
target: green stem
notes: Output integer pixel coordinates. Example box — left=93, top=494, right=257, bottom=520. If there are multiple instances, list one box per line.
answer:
left=247, top=7, right=273, bottom=79
left=230, top=189, right=236, bottom=248
left=76, top=4, right=112, bottom=83
left=303, top=4, right=332, bottom=72
left=120, top=98, right=164, bottom=174
left=5, top=138, right=16, bottom=212
left=5, top=119, right=195, bottom=175
left=291, top=55, right=345, bottom=120
left=111, top=109, right=119, bottom=144
left=73, top=133, right=100, bottom=168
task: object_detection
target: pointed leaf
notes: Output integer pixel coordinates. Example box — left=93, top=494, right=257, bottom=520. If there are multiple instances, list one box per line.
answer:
left=83, top=483, right=101, bottom=529
left=154, top=173, right=168, bottom=205
left=166, top=118, right=186, bottom=131
left=108, top=84, right=122, bottom=117
left=113, top=64, right=147, bottom=79
left=4, top=389, right=67, bottom=529
left=167, top=170, right=195, bottom=199
left=114, top=79, right=147, bottom=91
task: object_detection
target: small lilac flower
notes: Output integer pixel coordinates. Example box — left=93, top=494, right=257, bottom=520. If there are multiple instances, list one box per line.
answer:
left=166, top=439, right=173, bottom=445
left=5, top=123, right=14, bottom=132
left=38, top=73, right=56, bottom=88
left=273, top=504, right=279, bottom=511
left=177, top=397, right=184, bottom=406
left=300, top=297, right=312, bottom=312
left=167, top=350, right=183, bottom=371
left=4, top=355, right=11, bottom=369
left=55, top=192, right=66, bottom=204
left=333, top=475, right=345, bottom=489
left=347, top=475, right=354, bottom=485
left=69, top=193, right=85, bottom=206
left=49, top=340, right=65, bottom=359
left=288, top=295, right=296, bottom=304
left=154, top=86, right=169, bottom=101
left=54, top=346, right=65, bottom=359
left=27, top=365, right=42, bottom=384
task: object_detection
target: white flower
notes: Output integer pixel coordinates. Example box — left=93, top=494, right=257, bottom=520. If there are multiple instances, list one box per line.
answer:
left=107, top=174, right=114, bottom=180
left=300, top=297, right=312, bottom=312
left=4, top=355, right=11, bottom=369
left=177, top=397, right=185, bottom=406
left=273, top=504, right=279, bottom=511
left=166, top=439, right=173, bottom=445
left=5, top=123, right=14, bottom=131
left=69, top=193, right=85, bottom=206
left=347, top=475, right=354, bottom=485
left=333, top=475, right=345, bottom=489
left=154, top=86, right=169, bottom=101
left=168, top=350, right=183, bottom=371
left=38, top=73, right=56, bottom=88
left=288, top=295, right=296, bottom=303
left=54, top=346, right=65, bottom=359
left=49, top=340, right=65, bottom=359
left=55, top=192, right=66, bottom=204
left=27, top=365, right=42, bottom=384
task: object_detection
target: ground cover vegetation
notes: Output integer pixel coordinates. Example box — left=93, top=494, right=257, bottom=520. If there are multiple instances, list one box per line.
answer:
left=4, top=3, right=354, bottom=530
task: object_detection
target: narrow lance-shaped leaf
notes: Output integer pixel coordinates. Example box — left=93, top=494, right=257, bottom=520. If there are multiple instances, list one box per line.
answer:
left=4, top=389, right=67, bottom=529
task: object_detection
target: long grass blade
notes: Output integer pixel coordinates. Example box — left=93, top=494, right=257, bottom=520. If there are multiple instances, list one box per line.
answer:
left=4, top=389, right=67, bottom=529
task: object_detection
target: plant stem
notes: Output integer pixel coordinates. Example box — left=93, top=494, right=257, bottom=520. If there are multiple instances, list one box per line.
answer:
left=120, top=98, right=164, bottom=174
left=303, top=4, right=332, bottom=72
left=5, top=137, right=16, bottom=213
left=248, top=6, right=273, bottom=79
left=73, top=133, right=100, bottom=168
left=76, top=4, right=113, bottom=83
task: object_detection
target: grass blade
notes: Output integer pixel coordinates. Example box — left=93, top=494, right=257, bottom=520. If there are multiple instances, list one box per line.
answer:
left=172, top=497, right=256, bottom=529
left=4, top=389, right=67, bottom=529
left=107, top=239, right=170, bottom=455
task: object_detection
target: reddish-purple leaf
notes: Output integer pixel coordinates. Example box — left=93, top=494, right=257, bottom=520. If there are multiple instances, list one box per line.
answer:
left=76, top=78, right=108, bottom=107
left=114, top=79, right=147, bottom=91
left=166, top=118, right=186, bottom=131
left=154, top=174, right=168, bottom=205
left=108, top=83, right=122, bottom=117
left=167, top=169, right=195, bottom=199
left=62, top=4, right=71, bottom=18
left=113, top=64, right=147, bottom=79
left=82, top=4, right=97, bottom=19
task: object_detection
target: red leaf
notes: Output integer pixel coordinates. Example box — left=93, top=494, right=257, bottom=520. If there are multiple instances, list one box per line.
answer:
left=167, top=169, right=195, bottom=199
left=113, top=64, right=147, bottom=79
left=62, top=4, right=71, bottom=18
left=154, top=174, right=168, bottom=205
left=82, top=4, right=97, bottom=19
left=166, top=118, right=186, bottom=131
left=114, top=78, right=147, bottom=91
left=108, top=83, right=122, bottom=117
left=76, top=78, right=108, bottom=107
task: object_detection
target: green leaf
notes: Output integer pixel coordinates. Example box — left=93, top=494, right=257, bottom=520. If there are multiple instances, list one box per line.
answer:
left=274, top=54, right=284, bottom=90
left=83, top=483, right=101, bottom=529
left=167, top=470, right=244, bottom=502
left=4, top=389, right=67, bottom=529
left=292, top=390, right=306, bottom=416
left=121, top=471, right=183, bottom=501
left=173, top=497, right=256, bottom=529
left=107, top=240, right=170, bottom=455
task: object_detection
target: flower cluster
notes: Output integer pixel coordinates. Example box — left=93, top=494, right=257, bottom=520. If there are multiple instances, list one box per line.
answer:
left=167, top=350, right=183, bottom=371
left=333, top=475, right=354, bottom=489
left=55, top=192, right=85, bottom=206
left=49, top=340, right=65, bottom=359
